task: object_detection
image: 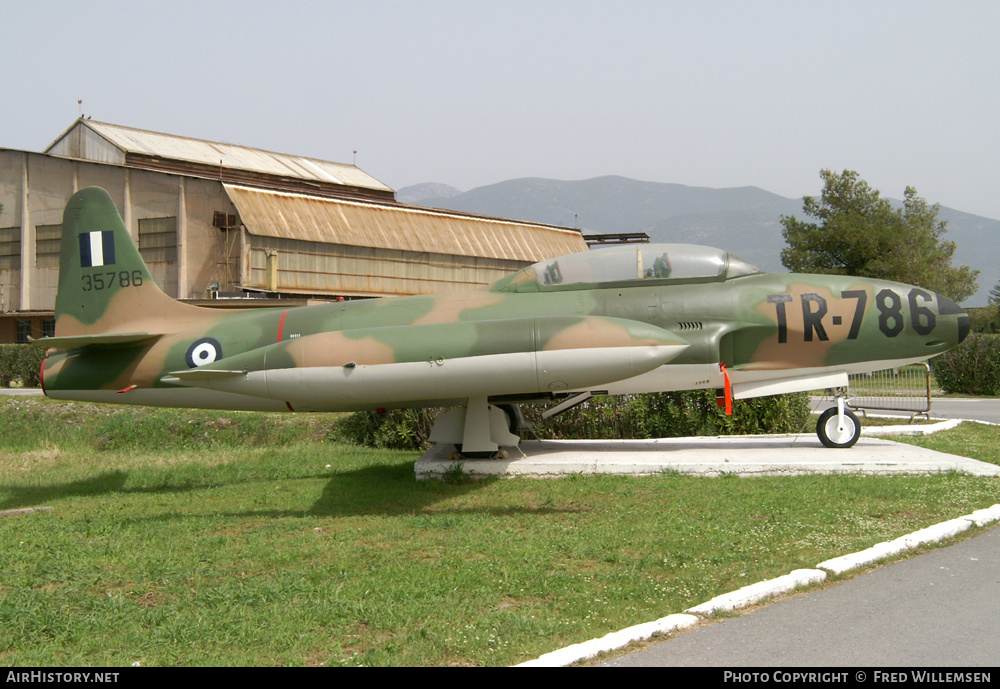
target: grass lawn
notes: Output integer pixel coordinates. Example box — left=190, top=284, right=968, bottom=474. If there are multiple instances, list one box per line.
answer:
left=1, top=397, right=998, bottom=666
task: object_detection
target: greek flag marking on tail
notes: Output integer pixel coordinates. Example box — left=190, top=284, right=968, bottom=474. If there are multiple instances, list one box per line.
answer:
left=79, top=231, right=116, bottom=268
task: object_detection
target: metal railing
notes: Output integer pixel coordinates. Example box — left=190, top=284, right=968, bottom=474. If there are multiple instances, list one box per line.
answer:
left=848, top=363, right=932, bottom=420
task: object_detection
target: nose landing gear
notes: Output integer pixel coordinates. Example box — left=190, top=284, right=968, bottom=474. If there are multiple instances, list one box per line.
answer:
left=816, top=392, right=861, bottom=448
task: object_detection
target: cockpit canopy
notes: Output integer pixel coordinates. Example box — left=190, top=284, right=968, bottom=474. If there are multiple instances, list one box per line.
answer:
left=492, top=243, right=761, bottom=292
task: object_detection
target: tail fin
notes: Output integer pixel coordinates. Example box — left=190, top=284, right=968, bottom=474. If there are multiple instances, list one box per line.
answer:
left=54, top=187, right=197, bottom=339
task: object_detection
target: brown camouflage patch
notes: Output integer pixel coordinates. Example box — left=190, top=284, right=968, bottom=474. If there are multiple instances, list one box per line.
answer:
left=745, top=282, right=873, bottom=370
left=283, top=332, right=398, bottom=367
left=410, top=292, right=509, bottom=325
left=542, top=318, right=680, bottom=351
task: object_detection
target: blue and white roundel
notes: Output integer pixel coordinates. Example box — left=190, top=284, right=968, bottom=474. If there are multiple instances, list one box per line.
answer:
left=185, top=338, right=223, bottom=368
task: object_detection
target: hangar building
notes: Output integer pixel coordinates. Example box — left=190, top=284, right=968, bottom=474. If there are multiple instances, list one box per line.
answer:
left=0, top=119, right=587, bottom=343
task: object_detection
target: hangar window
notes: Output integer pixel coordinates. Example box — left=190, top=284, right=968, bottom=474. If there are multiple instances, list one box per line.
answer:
left=138, top=217, right=178, bottom=263
left=15, top=319, right=32, bottom=344
left=35, top=225, right=62, bottom=268
left=0, top=227, right=20, bottom=270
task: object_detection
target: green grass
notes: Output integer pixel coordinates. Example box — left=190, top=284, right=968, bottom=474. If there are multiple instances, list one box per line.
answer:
left=1, top=397, right=998, bottom=666
left=893, top=420, right=1000, bottom=464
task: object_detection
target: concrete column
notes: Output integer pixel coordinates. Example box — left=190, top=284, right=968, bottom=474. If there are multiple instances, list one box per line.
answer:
left=177, top=177, right=187, bottom=299
left=239, top=225, right=247, bottom=289
left=18, top=153, right=30, bottom=310
left=123, top=169, right=133, bottom=242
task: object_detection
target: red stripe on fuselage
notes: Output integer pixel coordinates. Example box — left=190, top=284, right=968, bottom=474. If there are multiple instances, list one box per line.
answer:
left=277, top=309, right=289, bottom=342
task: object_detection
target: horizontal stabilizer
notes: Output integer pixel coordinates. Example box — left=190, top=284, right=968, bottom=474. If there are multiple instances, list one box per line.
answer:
left=31, top=332, right=162, bottom=350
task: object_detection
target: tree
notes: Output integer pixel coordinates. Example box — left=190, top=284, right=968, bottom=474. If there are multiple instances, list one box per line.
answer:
left=989, top=279, right=1000, bottom=307
left=780, top=169, right=979, bottom=302
left=973, top=278, right=1000, bottom=334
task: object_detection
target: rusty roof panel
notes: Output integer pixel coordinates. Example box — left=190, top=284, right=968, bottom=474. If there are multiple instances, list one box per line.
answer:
left=46, top=120, right=392, bottom=194
left=225, top=185, right=588, bottom=263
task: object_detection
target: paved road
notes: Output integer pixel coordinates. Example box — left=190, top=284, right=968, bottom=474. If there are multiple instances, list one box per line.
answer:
left=601, top=523, right=1000, bottom=667
left=812, top=396, right=1000, bottom=425
left=906, top=398, right=1000, bottom=425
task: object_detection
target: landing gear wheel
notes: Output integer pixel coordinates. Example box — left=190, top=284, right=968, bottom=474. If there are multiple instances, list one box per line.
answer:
left=816, top=407, right=861, bottom=448
left=454, top=445, right=499, bottom=459
left=497, top=404, right=520, bottom=435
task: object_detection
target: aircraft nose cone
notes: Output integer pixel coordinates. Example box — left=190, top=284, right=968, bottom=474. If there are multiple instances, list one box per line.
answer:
left=958, top=314, right=971, bottom=343
left=936, top=293, right=971, bottom=344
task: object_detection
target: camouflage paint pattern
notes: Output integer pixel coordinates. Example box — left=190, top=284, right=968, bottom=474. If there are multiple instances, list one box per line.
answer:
left=40, top=188, right=971, bottom=414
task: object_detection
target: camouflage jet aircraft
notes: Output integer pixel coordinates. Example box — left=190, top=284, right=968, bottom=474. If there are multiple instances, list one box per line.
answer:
left=38, top=187, right=971, bottom=455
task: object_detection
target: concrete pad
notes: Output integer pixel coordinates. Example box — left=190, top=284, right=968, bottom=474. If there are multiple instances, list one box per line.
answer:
left=415, top=434, right=1000, bottom=480
left=861, top=418, right=963, bottom=436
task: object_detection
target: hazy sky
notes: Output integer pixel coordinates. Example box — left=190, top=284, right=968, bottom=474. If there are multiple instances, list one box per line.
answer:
left=6, top=1, right=1000, bottom=220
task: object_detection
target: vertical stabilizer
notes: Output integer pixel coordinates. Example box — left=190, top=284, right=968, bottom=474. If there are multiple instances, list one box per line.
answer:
left=55, top=187, right=198, bottom=337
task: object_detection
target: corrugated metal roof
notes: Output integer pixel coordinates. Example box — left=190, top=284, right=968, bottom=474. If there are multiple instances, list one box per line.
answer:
left=45, top=120, right=392, bottom=194
left=225, top=185, right=588, bottom=262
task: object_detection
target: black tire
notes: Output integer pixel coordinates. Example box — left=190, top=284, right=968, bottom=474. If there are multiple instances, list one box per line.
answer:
left=454, top=445, right=498, bottom=459
left=497, top=403, right=521, bottom=435
left=816, top=407, right=861, bottom=448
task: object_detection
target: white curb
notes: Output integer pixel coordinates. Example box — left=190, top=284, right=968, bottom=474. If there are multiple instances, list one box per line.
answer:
left=967, top=504, right=1000, bottom=527
left=816, top=540, right=911, bottom=575
left=515, top=614, right=699, bottom=667
left=684, top=569, right=827, bottom=616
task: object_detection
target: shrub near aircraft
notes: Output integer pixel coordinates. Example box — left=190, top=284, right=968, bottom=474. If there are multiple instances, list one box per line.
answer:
left=38, top=188, right=971, bottom=456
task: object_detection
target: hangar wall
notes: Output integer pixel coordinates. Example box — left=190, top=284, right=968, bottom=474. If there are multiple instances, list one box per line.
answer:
left=0, top=120, right=589, bottom=344
left=0, top=149, right=235, bottom=311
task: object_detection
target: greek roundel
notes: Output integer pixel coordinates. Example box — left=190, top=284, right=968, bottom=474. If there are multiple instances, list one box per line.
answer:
left=185, top=338, right=223, bottom=368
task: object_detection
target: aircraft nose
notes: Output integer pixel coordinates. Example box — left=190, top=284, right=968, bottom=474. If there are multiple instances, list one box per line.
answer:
left=935, top=293, right=971, bottom=344
left=958, top=314, right=971, bottom=343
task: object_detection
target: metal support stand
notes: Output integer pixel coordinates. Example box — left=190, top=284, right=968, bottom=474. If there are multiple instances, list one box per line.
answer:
left=428, top=397, right=521, bottom=457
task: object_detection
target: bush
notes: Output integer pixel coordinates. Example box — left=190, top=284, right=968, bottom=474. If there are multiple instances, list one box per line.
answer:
left=931, top=333, right=1000, bottom=396
left=527, top=391, right=811, bottom=439
left=0, top=345, right=46, bottom=388
left=966, top=305, right=1000, bottom=334
left=332, top=391, right=811, bottom=449
left=330, top=407, right=440, bottom=450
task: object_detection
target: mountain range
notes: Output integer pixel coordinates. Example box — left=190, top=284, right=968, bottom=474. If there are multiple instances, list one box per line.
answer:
left=397, top=176, right=998, bottom=306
